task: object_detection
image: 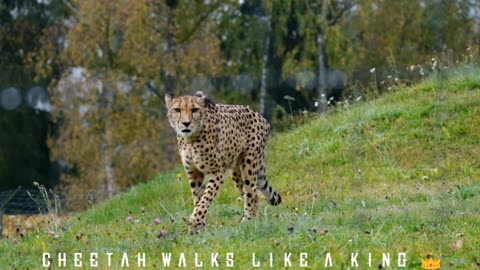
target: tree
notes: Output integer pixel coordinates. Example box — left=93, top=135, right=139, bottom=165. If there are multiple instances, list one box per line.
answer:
left=35, top=0, right=223, bottom=209
left=217, top=0, right=270, bottom=99
left=0, top=0, right=70, bottom=190
left=266, top=0, right=355, bottom=112
left=259, top=2, right=272, bottom=116
left=345, top=0, right=476, bottom=86
left=309, top=0, right=357, bottom=112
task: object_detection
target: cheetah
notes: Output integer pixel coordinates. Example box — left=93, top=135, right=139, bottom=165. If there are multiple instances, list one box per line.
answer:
left=165, top=91, right=281, bottom=234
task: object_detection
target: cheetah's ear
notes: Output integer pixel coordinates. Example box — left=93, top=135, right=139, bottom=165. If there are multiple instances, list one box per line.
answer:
left=165, top=94, right=173, bottom=107
left=194, top=91, right=205, bottom=98
left=194, top=91, right=215, bottom=109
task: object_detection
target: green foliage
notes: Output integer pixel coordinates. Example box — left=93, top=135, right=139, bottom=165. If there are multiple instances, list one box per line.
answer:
left=218, top=0, right=267, bottom=76
left=2, top=68, right=479, bottom=269
left=345, top=0, right=476, bottom=83
left=32, top=0, right=225, bottom=209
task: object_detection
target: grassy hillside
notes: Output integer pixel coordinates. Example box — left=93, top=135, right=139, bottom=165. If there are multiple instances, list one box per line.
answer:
left=2, top=67, right=480, bottom=269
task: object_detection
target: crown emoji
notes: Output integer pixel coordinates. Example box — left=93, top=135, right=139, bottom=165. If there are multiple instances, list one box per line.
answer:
left=421, top=257, right=441, bottom=269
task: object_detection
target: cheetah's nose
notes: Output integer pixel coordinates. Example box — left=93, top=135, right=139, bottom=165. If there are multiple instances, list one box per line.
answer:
left=183, top=122, right=191, bottom=127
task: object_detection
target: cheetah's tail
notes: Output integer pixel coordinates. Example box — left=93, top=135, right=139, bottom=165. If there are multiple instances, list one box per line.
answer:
left=257, top=172, right=281, bottom=206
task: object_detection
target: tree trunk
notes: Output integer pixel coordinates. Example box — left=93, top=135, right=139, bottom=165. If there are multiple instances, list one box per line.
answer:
left=165, top=0, right=178, bottom=95
left=316, top=32, right=328, bottom=113
left=99, top=80, right=115, bottom=200
left=259, top=15, right=271, bottom=116
left=316, top=0, right=329, bottom=113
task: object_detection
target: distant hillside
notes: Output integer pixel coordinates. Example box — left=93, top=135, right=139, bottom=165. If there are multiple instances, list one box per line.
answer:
left=2, top=67, right=480, bottom=269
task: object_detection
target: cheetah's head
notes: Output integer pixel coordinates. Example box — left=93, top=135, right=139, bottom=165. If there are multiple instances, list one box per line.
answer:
left=165, top=91, right=214, bottom=138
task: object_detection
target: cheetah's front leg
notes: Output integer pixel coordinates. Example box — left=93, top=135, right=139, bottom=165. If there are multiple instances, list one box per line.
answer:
left=186, top=170, right=205, bottom=206
left=189, top=172, right=224, bottom=234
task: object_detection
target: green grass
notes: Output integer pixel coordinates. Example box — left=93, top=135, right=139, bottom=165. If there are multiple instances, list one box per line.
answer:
left=2, top=67, right=480, bottom=269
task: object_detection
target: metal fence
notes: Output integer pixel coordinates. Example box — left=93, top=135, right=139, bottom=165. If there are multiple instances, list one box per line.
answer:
left=0, top=187, right=47, bottom=236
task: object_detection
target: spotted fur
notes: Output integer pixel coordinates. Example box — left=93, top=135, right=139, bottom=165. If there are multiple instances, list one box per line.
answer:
left=165, top=91, right=281, bottom=234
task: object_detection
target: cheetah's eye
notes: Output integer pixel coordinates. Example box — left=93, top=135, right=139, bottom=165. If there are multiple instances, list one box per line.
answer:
left=173, top=108, right=181, bottom=113
left=192, top=108, right=199, bottom=113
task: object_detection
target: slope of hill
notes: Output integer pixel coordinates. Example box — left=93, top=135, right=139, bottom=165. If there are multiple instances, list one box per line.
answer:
left=2, top=67, right=480, bottom=269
